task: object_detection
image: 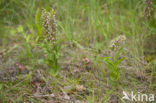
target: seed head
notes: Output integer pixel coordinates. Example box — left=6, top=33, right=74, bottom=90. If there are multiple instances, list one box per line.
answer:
left=41, top=9, right=57, bottom=43
left=109, top=35, right=126, bottom=51
left=144, top=0, right=153, bottom=19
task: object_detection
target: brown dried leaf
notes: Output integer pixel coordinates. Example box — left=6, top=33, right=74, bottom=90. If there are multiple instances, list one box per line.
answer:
left=63, top=94, right=70, bottom=100
left=82, top=57, right=91, bottom=64
left=76, top=85, right=86, bottom=92
left=16, top=63, right=25, bottom=72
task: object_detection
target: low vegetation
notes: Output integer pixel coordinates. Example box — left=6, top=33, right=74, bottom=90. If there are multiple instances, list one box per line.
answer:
left=0, top=0, right=156, bottom=103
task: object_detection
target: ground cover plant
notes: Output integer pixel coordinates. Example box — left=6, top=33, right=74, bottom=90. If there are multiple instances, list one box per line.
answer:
left=0, top=0, right=156, bottom=103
